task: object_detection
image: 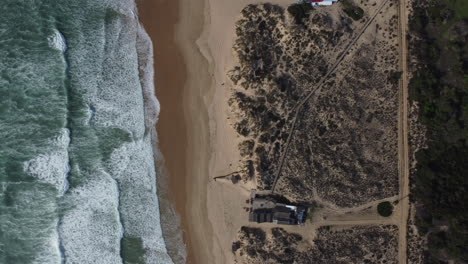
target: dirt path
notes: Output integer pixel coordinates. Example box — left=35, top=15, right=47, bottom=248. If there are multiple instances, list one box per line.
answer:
left=313, top=193, right=400, bottom=213
left=271, top=0, right=391, bottom=193
left=397, top=0, right=410, bottom=262
left=252, top=218, right=397, bottom=230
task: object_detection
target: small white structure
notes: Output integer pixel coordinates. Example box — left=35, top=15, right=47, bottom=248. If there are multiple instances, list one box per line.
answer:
left=298, top=0, right=339, bottom=7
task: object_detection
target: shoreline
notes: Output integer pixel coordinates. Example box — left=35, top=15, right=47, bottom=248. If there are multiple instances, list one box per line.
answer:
left=137, top=0, right=191, bottom=262
left=138, top=0, right=211, bottom=263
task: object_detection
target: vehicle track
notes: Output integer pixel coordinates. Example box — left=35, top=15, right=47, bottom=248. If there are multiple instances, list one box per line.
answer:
left=396, top=0, right=410, bottom=262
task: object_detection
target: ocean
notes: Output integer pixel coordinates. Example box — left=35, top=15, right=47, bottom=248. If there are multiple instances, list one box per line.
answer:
left=0, top=0, right=174, bottom=263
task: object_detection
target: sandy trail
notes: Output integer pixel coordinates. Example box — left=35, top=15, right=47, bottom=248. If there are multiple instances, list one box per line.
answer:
left=397, top=0, right=410, bottom=262
left=315, top=194, right=400, bottom=213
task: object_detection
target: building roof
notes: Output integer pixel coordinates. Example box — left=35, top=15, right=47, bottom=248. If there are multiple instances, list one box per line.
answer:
left=275, top=220, right=293, bottom=225
left=274, top=206, right=293, bottom=213
left=252, top=199, right=276, bottom=210
left=274, top=211, right=293, bottom=220
left=249, top=209, right=274, bottom=223
left=249, top=195, right=308, bottom=225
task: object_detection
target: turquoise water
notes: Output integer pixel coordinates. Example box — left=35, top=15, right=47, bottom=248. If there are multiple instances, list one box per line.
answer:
left=0, top=0, right=172, bottom=263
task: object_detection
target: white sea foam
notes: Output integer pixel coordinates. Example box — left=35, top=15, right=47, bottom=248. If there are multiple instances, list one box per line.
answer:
left=59, top=173, right=123, bottom=264
left=136, top=23, right=161, bottom=129
left=47, top=29, right=67, bottom=52
left=82, top=1, right=143, bottom=136
left=108, top=136, right=172, bottom=264
left=23, top=128, right=70, bottom=196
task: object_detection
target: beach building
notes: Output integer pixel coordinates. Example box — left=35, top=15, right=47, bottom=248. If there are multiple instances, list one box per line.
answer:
left=311, top=0, right=338, bottom=6
left=248, top=193, right=307, bottom=225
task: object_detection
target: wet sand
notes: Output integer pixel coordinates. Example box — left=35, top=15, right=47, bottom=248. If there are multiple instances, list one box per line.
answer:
left=137, top=0, right=210, bottom=263
left=137, top=0, right=191, bottom=262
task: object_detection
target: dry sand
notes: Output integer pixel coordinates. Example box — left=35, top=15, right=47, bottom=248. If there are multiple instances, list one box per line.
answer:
left=139, top=0, right=290, bottom=263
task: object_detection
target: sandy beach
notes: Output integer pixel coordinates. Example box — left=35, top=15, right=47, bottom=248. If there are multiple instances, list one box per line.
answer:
left=139, top=0, right=290, bottom=263
left=138, top=0, right=211, bottom=262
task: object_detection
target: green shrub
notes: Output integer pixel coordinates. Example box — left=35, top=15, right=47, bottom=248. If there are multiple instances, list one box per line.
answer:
left=377, top=201, right=393, bottom=217
left=389, top=71, right=403, bottom=84
left=287, top=3, right=313, bottom=24
left=341, top=0, right=364, bottom=20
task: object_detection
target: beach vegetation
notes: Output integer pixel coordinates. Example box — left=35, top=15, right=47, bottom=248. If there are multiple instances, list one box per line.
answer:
left=389, top=71, right=402, bottom=84
left=230, top=174, right=242, bottom=184
left=231, top=3, right=399, bottom=202
left=232, top=241, right=241, bottom=253
left=234, top=226, right=398, bottom=263
left=239, top=140, right=255, bottom=157
left=305, top=201, right=320, bottom=222
left=340, top=0, right=364, bottom=21
left=287, top=3, right=313, bottom=24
